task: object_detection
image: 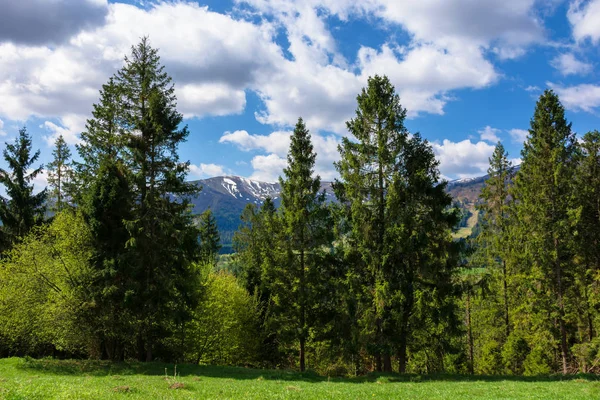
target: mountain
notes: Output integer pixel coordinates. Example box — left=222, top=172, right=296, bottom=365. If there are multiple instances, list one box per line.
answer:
left=188, top=176, right=335, bottom=250
left=191, top=174, right=489, bottom=251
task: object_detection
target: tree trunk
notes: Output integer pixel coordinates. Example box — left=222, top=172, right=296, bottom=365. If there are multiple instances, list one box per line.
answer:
left=398, top=336, right=407, bottom=373
left=299, top=247, right=306, bottom=372
left=466, top=289, right=474, bottom=375
left=383, top=353, right=392, bottom=372
left=554, top=237, right=568, bottom=375
left=503, top=260, right=510, bottom=339
left=300, top=336, right=306, bottom=372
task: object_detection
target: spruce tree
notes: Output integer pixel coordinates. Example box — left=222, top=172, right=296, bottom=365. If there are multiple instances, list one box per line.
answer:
left=0, top=127, right=47, bottom=250
left=117, top=37, right=201, bottom=361
left=278, top=117, right=330, bottom=371
left=478, top=142, right=514, bottom=339
left=82, top=156, right=134, bottom=360
left=336, top=75, right=408, bottom=372
left=513, top=89, right=578, bottom=374
left=575, top=131, right=600, bottom=345
left=234, top=198, right=283, bottom=366
left=75, top=77, right=125, bottom=199
left=199, top=209, right=221, bottom=266
left=336, top=76, right=459, bottom=372
left=47, top=135, right=73, bottom=212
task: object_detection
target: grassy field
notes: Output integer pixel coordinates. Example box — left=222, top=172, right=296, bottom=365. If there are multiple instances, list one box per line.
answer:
left=1, top=358, right=600, bottom=399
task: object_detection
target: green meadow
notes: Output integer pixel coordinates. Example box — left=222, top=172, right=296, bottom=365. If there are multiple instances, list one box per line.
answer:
left=1, top=358, right=599, bottom=400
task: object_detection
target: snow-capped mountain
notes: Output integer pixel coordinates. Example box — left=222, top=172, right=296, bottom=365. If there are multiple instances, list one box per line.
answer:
left=188, top=176, right=335, bottom=249
left=190, top=173, right=492, bottom=251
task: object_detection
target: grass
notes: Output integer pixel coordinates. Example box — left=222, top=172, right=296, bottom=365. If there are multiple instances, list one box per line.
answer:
left=453, top=209, right=480, bottom=240
left=1, top=358, right=600, bottom=399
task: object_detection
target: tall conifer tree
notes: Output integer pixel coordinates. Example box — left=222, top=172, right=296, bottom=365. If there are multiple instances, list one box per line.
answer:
left=478, top=142, right=514, bottom=339
left=199, top=209, right=221, bottom=266
left=0, top=127, right=47, bottom=250
left=117, top=37, right=201, bottom=361
left=513, top=89, right=578, bottom=374
left=278, top=117, right=330, bottom=371
left=47, top=135, right=73, bottom=212
left=575, top=131, right=600, bottom=345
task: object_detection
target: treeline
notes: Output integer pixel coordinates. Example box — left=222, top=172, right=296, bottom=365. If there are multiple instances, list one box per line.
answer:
left=0, top=38, right=598, bottom=376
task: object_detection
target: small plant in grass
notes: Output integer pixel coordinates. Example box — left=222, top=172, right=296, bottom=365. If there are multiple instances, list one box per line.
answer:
left=112, top=385, right=131, bottom=393
left=165, top=365, right=185, bottom=390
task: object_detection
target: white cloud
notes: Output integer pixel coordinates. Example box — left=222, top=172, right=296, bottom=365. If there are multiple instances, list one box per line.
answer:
left=219, top=130, right=291, bottom=156
left=220, top=128, right=341, bottom=180
left=478, top=126, right=501, bottom=142
left=549, top=82, right=600, bottom=113
left=509, top=128, right=529, bottom=143
left=550, top=53, right=592, bottom=76
left=249, top=154, right=287, bottom=182
left=178, top=83, right=246, bottom=118
left=568, top=0, right=600, bottom=43
left=431, top=139, right=496, bottom=179
left=525, top=85, right=540, bottom=92
left=29, top=169, right=48, bottom=195
left=0, top=119, right=6, bottom=136
left=0, top=2, right=282, bottom=131
left=41, top=114, right=86, bottom=146
left=188, top=163, right=226, bottom=178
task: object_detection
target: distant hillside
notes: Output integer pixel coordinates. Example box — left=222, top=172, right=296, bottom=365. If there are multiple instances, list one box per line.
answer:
left=189, top=174, right=490, bottom=251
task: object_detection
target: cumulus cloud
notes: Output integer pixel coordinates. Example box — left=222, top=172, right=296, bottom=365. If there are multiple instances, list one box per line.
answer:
left=549, top=82, right=600, bottom=113
left=219, top=130, right=291, bottom=156
left=431, top=139, right=496, bottom=179
left=188, top=163, right=226, bottom=178
left=249, top=154, right=287, bottom=182
left=568, top=0, right=600, bottom=43
left=0, top=0, right=549, bottom=140
left=0, top=2, right=282, bottom=133
left=509, top=128, right=529, bottom=143
left=220, top=128, right=341, bottom=180
left=41, top=114, right=87, bottom=146
left=550, top=53, right=592, bottom=75
left=0, top=0, right=108, bottom=45
left=478, top=126, right=501, bottom=142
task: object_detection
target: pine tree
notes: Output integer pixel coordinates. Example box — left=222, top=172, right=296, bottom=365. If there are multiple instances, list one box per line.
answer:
left=335, top=75, right=408, bottom=372
left=82, top=156, right=134, bottom=360
left=513, top=89, right=578, bottom=374
left=117, top=37, right=201, bottom=361
left=234, top=198, right=284, bottom=366
left=0, top=127, right=47, bottom=250
left=575, top=131, right=600, bottom=347
left=478, top=142, right=514, bottom=339
left=75, top=77, right=125, bottom=199
left=47, top=135, right=73, bottom=212
left=278, top=117, right=330, bottom=371
left=199, top=209, right=221, bottom=266
left=336, top=76, right=459, bottom=373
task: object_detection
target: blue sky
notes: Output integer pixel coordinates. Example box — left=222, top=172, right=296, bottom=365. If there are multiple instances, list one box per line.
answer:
left=1, top=0, right=600, bottom=187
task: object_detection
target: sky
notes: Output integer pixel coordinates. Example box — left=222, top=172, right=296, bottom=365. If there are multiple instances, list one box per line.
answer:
left=1, top=0, right=600, bottom=188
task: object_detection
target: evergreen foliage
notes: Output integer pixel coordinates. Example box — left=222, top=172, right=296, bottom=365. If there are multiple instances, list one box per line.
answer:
left=199, top=209, right=222, bottom=265
left=0, top=127, right=47, bottom=251
left=47, top=135, right=73, bottom=212
left=335, top=75, right=460, bottom=373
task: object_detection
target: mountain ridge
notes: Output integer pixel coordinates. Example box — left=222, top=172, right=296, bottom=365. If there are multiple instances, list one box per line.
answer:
left=188, top=174, right=487, bottom=251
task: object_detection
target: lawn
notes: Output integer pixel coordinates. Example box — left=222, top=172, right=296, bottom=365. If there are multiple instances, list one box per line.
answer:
left=1, top=358, right=599, bottom=399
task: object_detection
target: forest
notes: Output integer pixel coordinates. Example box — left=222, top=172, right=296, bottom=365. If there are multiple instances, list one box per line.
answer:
left=0, top=37, right=599, bottom=377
